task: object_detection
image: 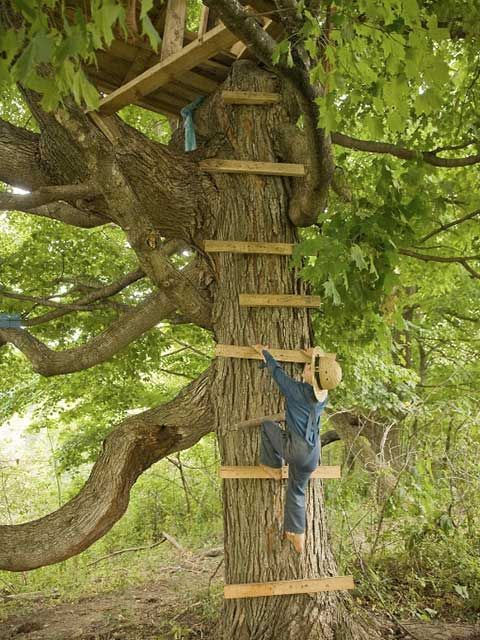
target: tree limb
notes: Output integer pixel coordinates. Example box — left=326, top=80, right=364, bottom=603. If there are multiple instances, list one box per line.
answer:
left=441, top=310, right=480, bottom=323
left=0, top=260, right=210, bottom=376
left=128, top=236, right=212, bottom=329
left=21, top=201, right=111, bottom=228
left=399, top=248, right=480, bottom=279
left=0, top=290, right=128, bottom=313
left=331, top=132, right=480, bottom=167
left=321, top=429, right=341, bottom=446
left=0, top=183, right=100, bottom=211
left=0, top=370, right=213, bottom=571
left=419, top=208, right=480, bottom=243
left=19, top=268, right=146, bottom=326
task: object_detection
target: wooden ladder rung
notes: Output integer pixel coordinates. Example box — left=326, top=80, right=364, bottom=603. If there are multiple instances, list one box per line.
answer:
left=219, top=465, right=341, bottom=479
left=239, top=294, right=321, bottom=308
left=224, top=576, right=355, bottom=599
left=203, top=240, right=295, bottom=255
left=199, top=159, right=306, bottom=177
left=215, top=345, right=336, bottom=362
left=221, top=90, right=281, bottom=105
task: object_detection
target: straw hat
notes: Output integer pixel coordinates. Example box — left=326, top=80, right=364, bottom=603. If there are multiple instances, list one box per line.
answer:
left=310, top=347, right=342, bottom=400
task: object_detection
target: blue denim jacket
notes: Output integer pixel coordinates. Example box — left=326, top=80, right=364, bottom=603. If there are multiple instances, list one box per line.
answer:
left=262, top=350, right=327, bottom=447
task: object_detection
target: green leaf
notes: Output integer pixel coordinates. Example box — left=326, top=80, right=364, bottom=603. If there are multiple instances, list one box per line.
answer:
left=141, top=14, right=160, bottom=51
left=13, top=0, right=37, bottom=21
left=78, top=69, right=99, bottom=109
left=0, top=28, right=25, bottom=64
left=323, top=277, right=342, bottom=305
left=402, top=0, right=420, bottom=26
left=93, top=0, right=125, bottom=47
left=272, top=39, right=290, bottom=65
left=364, top=113, right=384, bottom=139
left=140, top=0, right=154, bottom=19
left=350, top=244, right=369, bottom=270
left=414, top=89, right=442, bottom=116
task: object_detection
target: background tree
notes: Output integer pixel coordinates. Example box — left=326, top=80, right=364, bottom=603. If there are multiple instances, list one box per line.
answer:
left=0, top=0, right=479, bottom=638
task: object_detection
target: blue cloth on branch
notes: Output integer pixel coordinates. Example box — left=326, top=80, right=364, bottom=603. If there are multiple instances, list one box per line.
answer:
left=180, top=96, right=205, bottom=151
left=0, top=313, right=22, bottom=328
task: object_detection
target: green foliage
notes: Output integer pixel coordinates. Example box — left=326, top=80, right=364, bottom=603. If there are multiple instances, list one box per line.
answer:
left=0, top=0, right=162, bottom=109
left=1, top=0, right=480, bottom=627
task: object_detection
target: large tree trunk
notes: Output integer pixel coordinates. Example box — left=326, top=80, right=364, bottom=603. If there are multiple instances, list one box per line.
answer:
left=196, top=62, right=376, bottom=640
left=0, top=53, right=380, bottom=638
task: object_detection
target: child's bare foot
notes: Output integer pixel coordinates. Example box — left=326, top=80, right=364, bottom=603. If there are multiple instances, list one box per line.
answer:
left=284, top=531, right=305, bottom=553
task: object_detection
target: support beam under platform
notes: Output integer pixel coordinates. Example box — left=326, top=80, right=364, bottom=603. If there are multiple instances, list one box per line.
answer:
left=97, top=24, right=239, bottom=115
left=239, top=294, right=321, bottom=308
left=219, top=465, right=341, bottom=479
left=199, top=159, right=306, bottom=176
left=224, top=576, right=355, bottom=599
left=215, top=344, right=336, bottom=362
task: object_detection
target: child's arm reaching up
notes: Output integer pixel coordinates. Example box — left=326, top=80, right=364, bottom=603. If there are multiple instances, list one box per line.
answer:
left=252, top=344, right=305, bottom=403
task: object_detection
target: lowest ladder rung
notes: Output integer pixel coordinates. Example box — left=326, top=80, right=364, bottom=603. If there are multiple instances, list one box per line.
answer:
left=219, top=465, right=341, bottom=479
left=203, top=240, right=295, bottom=255
left=224, top=576, right=355, bottom=599
left=199, top=159, right=306, bottom=177
left=222, top=90, right=281, bottom=105
left=215, top=345, right=336, bottom=362
left=239, top=294, right=321, bottom=308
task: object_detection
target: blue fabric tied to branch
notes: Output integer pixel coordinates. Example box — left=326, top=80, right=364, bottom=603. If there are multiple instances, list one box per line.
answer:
left=0, top=313, right=22, bottom=328
left=180, top=96, right=205, bottom=152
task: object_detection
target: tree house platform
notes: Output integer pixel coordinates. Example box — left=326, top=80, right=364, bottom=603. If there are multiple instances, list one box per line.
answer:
left=84, top=0, right=282, bottom=118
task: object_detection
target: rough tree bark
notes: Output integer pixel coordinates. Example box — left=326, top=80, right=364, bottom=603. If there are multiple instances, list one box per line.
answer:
left=0, top=60, right=380, bottom=638
left=193, top=62, right=376, bottom=640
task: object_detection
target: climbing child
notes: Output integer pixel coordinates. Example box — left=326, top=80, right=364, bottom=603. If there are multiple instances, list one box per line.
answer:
left=252, top=344, right=342, bottom=553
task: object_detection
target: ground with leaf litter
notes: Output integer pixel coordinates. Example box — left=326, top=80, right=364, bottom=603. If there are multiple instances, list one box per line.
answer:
left=1, top=551, right=479, bottom=640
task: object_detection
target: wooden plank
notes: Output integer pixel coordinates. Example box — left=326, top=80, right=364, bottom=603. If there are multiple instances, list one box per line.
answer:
left=98, top=24, right=239, bottom=115
left=161, top=0, right=187, bottom=60
left=199, top=159, right=305, bottom=177
left=222, top=90, right=281, bottom=105
left=215, top=345, right=336, bottom=362
left=177, top=70, right=219, bottom=93
left=204, top=240, right=294, bottom=255
left=224, top=576, right=355, bottom=599
left=87, top=112, right=120, bottom=144
left=220, top=466, right=341, bottom=479
left=89, top=74, right=181, bottom=117
left=239, top=294, right=321, bottom=308
left=198, top=5, right=210, bottom=40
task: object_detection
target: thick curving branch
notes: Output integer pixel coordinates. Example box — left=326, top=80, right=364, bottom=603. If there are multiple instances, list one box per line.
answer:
left=127, top=234, right=212, bottom=329
left=0, top=370, right=213, bottom=572
left=23, top=201, right=111, bottom=228
left=331, top=132, right=480, bottom=167
left=0, top=183, right=99, bottom=210
left=0, top=263, right=209, bottom=376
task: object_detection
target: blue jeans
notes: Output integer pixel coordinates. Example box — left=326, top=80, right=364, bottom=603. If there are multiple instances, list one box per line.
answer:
left=260, top=420, right=320, bottom=533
